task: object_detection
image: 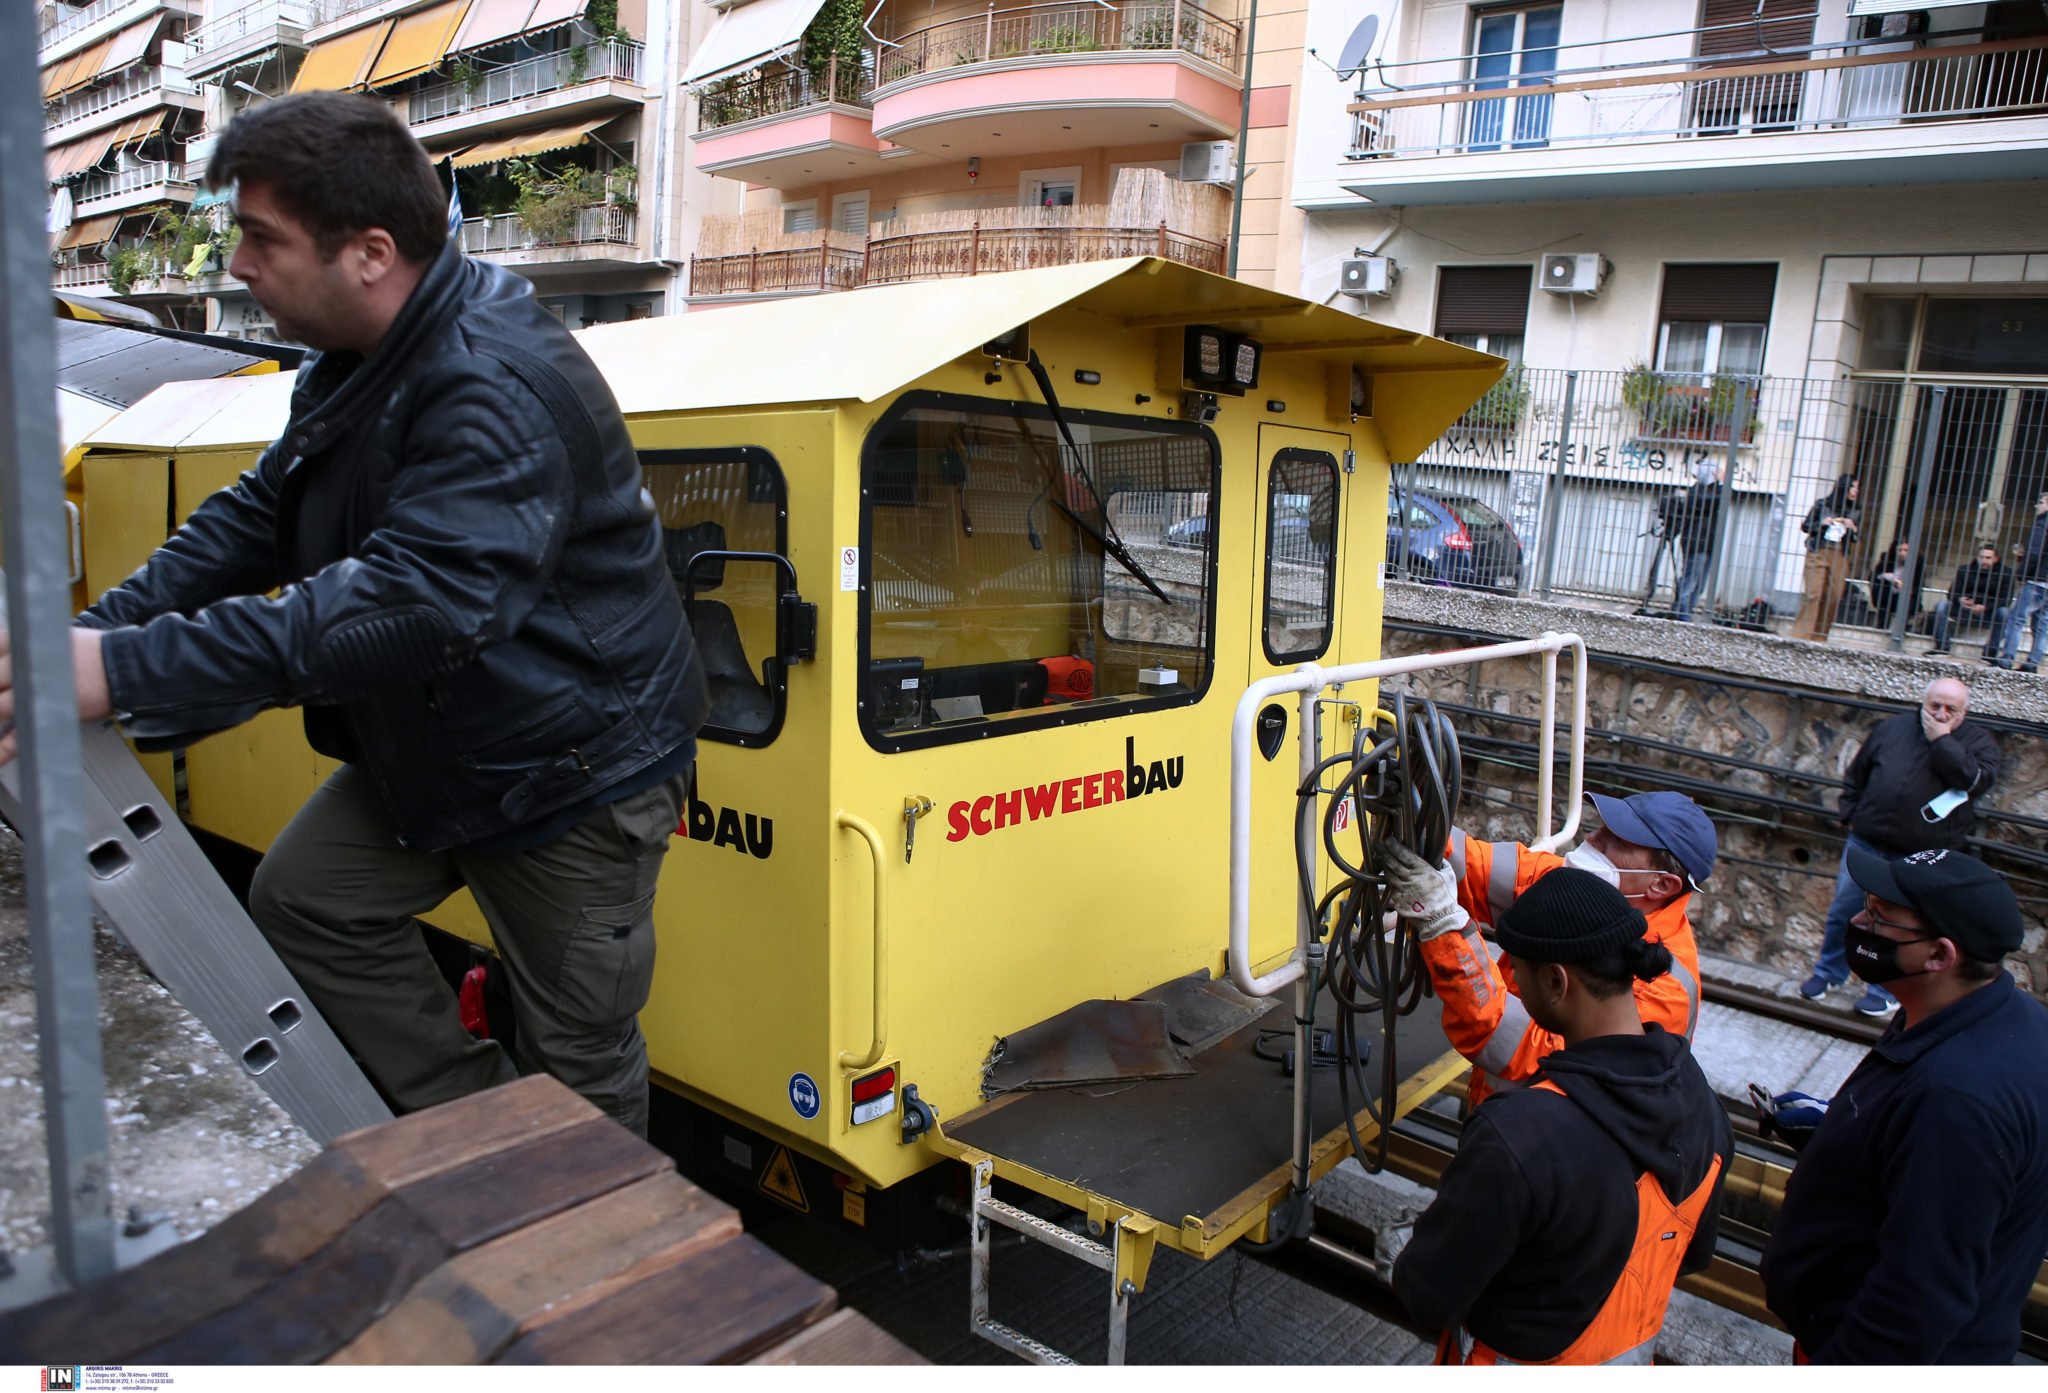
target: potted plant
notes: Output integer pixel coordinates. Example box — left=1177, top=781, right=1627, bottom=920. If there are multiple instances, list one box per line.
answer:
left=1458, top=362, right=1531, bottom=433
left=1623, top=362, right=1761, bottom=443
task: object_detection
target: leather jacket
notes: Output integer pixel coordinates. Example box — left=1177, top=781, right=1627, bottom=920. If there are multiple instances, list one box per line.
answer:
left=83, top=243, right=707, bottom=851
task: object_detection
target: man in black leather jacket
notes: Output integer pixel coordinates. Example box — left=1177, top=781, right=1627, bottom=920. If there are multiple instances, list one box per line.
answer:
left=2, top=94, right=706, bottom=1135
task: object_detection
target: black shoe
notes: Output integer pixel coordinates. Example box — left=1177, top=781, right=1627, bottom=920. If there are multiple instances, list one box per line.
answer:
left=1930, top=645, right=1951, bottom=655
left=2024, top=664, right=2040, bottom=674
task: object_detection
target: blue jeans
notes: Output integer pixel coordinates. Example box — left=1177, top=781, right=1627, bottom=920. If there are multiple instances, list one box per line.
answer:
left=1929, top=600, right=2007, bottom=653
left=1814, top=832, right=1895, bottom=1007
left=1994, top=580, right=2048, bottom=667
left=1672, top=548, right=1712, bottom=622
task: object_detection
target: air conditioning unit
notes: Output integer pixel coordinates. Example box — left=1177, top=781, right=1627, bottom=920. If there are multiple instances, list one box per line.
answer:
left=1339, top=256, right=1398, bottom=297
left=1180, top=140, right=1236, bottom=184
left=1540, top=253, right=1609, bottom=296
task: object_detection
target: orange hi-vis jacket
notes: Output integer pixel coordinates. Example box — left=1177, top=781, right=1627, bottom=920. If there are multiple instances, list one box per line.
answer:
left=1431, top=829, right=1702, bottom=1108
left=1435, top=1079, right=1726, bottom=1366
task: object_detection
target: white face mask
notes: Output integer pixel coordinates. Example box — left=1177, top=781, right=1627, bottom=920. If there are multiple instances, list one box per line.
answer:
left=1564, top=843, right=1623, bottom=887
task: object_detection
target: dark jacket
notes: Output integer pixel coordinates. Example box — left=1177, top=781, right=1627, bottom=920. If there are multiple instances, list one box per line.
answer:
left=81, top=244, right=707, bottom=852
left=1674, top=481, right=1722, bottom=555
left=1838, top=710, right=2000, bottom=854
left=1945, top=559, right=2013, bottom=613
left=1393, top=1025, right=1730, bottom=1362
left=1803, top=477, right=1862, bottom=556
left=2021, top=511, right=2048, bottom=584
left=1868, top=545, right=1927, bottom=625
left=1762, top=974, right=2048, bottom=1364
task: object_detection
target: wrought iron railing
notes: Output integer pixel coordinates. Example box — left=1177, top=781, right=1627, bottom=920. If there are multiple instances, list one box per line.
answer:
left=409, top=39, right=643, bottom=124
left=689, top=222, right=1225, bottom=295
left=696, top=55, right=869, bottom=131
left=44, top=67, right=167, bottom=133
left=870, top=0, right=1241, bottom=90
left=458, top=203, right=636, bottom=254
left=1348, top=29, right=2048, bottom=161
left=75, top=160, right=193, bottom=205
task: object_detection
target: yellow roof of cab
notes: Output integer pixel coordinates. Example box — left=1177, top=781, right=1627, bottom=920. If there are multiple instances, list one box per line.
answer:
left=83, top=372, right=297, bottom=452
left=578, top=256, right=1502, bottom=461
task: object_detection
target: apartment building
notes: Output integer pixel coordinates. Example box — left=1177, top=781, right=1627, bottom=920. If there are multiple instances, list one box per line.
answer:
left=679, top=0, right=1312, bottom=302
left=1288, top=0, right=2048, bottom=623
left=41, top=0, right=208, bottom=328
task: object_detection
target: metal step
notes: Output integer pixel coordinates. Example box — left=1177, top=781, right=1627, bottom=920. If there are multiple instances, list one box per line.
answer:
left=0, top=719, right=391, bottom=1145
left=967, top=1158, right=1136, bottom=1366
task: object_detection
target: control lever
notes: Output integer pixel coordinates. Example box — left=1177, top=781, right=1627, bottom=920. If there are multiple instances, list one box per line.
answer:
left=903, top=795, right=933, bottom=863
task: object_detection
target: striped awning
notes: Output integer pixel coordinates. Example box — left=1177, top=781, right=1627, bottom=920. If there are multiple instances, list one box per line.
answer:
left=290, top=18, right=395, bottom=92
left=367, top=0, right=473, bottom=87
left=451, top=0, right=585, bottom=53
left=57, top=213, right=121, bottom=251
left=45, top=36, right=113, bottom=101
left=47, top=109, right=168, bottom=182
left=98, top=14, right=164, bottom=75
left=449, top=115, right=609, bottom=167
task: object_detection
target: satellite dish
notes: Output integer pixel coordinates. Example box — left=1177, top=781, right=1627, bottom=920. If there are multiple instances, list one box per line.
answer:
left=1336, top=4, right=1398, bottom=78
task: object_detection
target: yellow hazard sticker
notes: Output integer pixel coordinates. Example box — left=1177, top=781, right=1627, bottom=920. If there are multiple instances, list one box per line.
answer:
left=842, top=1189, right=866, bottom=1226
left=759, top=1144, right=809, bottom=1213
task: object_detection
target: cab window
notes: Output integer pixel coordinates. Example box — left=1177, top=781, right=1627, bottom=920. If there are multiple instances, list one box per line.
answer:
left=1262, top=450, right=1339, bottom=663
left=858, top=393, right=1218, bottom=751
left=639, top=447, right=788, bottom=746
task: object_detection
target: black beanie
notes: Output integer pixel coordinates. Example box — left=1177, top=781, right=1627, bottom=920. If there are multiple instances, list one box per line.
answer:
left=1495, top=867, right=1648, bottom=963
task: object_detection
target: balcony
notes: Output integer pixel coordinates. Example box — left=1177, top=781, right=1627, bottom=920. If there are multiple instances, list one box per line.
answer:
left=863, top=1, right=1243, bottom=157
left=691, top=56, right=889, bottom=186
left=54, top=261, right=115, bottom=293
left=41, top=0, right=154, bottom=51
left=1325, top=29, right=2048, bottom=208
left=458, top=204, right=649, bottom=272
left=75, top=160, right=196, bottom=213
left=185, top=0, right=314, bottom=79
left=407, top=40, right=644, bottom=145
left=44, top=68, right=201, bottom=142
left=689, top=219, right=1225, bottom=300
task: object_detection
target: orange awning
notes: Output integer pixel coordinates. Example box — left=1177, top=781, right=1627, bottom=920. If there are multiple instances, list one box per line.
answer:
left=449, top=115, right=608, bottom=168
left=46, top=37, right=112, bottom=101
left=57, top=214, right=121, bottom=251
left=98, top=15, right=164, bottom=75
left=289, top=18, right=395, bottom=92
left=47, top=127, right=115, bottom=182
left=367, top=0, right=472, bottom=87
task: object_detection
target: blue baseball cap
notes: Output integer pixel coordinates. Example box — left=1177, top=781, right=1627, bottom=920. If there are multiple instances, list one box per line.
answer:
left=1588, top=791, right=1717, bottom=889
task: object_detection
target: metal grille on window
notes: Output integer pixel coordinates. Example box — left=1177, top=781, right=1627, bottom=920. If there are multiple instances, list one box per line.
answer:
left=1262, top=450, right=1339, bottom=664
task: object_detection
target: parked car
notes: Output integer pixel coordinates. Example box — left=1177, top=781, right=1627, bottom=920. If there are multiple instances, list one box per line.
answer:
left=1388, top=487, right=1523, bottom=591
left=1164, top=495, right=1323, bottom=557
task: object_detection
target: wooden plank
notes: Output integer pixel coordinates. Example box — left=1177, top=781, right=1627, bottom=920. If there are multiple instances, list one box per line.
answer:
left=396, top=1115, right=673, bottom=1253
left=338, top=1074, right=598, bottom=1190
left=493, top=1233, right=836, bottom=1366
left=749, top=1309, right=926, bottom=1366
left=328, top=1174, right=742, bottom=1364
left=0, top=1148, right=384, bottom=1363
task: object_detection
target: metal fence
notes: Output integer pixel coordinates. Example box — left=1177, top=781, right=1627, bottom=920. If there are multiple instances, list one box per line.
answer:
left=871, top=0, right=1242, bottom=89
left=1393, top=367, right=2048, bottom=651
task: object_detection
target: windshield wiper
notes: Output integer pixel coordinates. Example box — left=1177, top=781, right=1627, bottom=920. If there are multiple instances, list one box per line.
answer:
left=1016, top=349, right=1172, bottom=606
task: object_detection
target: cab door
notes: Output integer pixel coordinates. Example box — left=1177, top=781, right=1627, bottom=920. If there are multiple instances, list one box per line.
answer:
left=1240, top=424, right=1351, bottom=963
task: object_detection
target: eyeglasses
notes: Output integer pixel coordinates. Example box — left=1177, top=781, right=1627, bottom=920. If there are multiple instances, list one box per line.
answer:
left=1859, top=897, right=1935, bottom=939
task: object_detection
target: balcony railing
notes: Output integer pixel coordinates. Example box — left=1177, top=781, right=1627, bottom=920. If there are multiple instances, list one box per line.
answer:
left=187, top=0, right=315, bottom=56
left=410, top=39, right=643, bottom=125
left=870, top=0, right=1242, bottom=90
left=458, top=203, right=637, bottom=254
left=40, top=0, right=146, bottom=50
left=54, top=261, right=113, bottom=288
left=1348, top=30, right=2048, bottom=161
left=75, top=160, right=193, bottom=205
left=689, top=221, right=1225, bottom=296
left=697, top=55, right=869, bottom=131
left=44, top=67, right=168, bottom=134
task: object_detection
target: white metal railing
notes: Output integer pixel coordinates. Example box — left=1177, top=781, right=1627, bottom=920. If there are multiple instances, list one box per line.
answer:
left=409, top=39, right=642, bottom=123
left=871, top=0, right=1242, bottom=89
left=458, top=203, right=636, bottom=254
left=1348, top=29, right=2048, bottom=161
left=44, top=67, right=167, bottom=133
left=75, top=160, right=193, bottom=205
left=40, top=0, right=147, bottom=49
left=187, top=0, right=315, bottom=55
left=54, top=261, right=114, bottom=288
left=1227, top=632, right=1586, bottom=999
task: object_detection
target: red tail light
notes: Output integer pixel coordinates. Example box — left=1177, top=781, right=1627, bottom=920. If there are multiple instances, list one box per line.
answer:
left=851, top=1067, right=896, bottom=1103
left=1444, top=521, right=1474, bottom=551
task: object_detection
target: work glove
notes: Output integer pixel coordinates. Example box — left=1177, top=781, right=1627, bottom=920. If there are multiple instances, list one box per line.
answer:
left=1749, top=1085, right=1829, bottom=1154
left=1380, top=842, right=1469, bottom=942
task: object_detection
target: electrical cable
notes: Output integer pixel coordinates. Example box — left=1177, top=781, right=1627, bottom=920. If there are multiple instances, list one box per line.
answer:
left=1283, top=691, right=1463, bottom=1175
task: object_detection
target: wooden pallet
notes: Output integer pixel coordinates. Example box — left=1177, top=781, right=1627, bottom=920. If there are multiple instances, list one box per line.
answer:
left=0, top=1075, right=922, bottom=1366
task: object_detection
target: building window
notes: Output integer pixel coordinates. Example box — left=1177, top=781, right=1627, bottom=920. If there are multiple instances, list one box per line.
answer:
left=1466, top=4, right=1562, bottom=151
left=1434, top=265, right=1532, bottom=363
left=781, top=199, right=818, bottom=234
left=1691, top=0, right=1816, bottom=134
left=1261, top=450, right=1338, bottom=664
left=1655, top=263, right=1776, bottom=378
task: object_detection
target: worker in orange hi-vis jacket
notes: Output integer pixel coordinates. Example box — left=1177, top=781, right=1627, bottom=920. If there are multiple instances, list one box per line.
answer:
left=1391, top=791, right=1717, bottom=1109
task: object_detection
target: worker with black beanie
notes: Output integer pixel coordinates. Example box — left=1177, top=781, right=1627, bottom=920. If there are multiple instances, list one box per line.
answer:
left=1388, top=864, right=1732, bottom=1364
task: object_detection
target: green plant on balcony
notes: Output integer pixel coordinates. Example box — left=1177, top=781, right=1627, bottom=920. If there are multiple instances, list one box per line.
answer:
left=587, top=0, right=627, bottom=43
left=448, top=56, right=484, bottom=94
left=507, top=159, right=601, bottom=243
left=1622, top=361, right=1761, bottom=442
left=567, top=43, right=590, bottom=84
left=1125, top=11, right=1173, bottom=48
left=800, top=0, right=866, bottom=89
left=698, top=74, right=743, bottom=125
left=1458, top=362, right=1531, bottom=433
left=107, top=244, right=153, bottom=296
left=604, top=164, right=638, bottom=212
left=1030, top=23, right=1099, bottom=54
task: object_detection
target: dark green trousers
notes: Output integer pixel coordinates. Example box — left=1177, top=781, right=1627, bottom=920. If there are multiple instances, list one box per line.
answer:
left=249, top=763, right=686, bottom=1135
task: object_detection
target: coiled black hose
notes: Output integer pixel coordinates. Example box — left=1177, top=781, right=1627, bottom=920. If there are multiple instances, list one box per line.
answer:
left=1292, top=691, right=1462, bottom=1175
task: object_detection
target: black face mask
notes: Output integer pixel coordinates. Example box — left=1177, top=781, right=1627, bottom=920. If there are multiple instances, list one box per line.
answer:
left=1845, top=926, right=1933, bottom=985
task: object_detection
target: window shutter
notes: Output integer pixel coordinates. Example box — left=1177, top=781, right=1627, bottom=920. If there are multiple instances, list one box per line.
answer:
left=783, top=203, right=816, bottom=234
left=836, top=194, right=869, bottom=237
left=1659, top=263, right=1779, bottom=323
left=1696, top=0, right=1814, bottom=59
left=1434, top=266, right=1533, bottom=337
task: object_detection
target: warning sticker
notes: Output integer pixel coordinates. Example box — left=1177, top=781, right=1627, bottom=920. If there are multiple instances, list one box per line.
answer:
left=839, top=545, right=860, bottom=591
left=759, top=1144, right=809, bottom=1213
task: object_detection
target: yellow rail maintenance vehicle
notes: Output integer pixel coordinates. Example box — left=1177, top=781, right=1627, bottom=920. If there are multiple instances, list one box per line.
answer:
left=70, top=258, right=1593, bottom=1363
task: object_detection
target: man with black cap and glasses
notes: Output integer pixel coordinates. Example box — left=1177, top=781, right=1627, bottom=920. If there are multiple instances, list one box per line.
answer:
left=1762, top=848, right=2048, bottom=1365
left=1423, top=790, right=1717, bottom=1109
left=1387, top=867, right=1731, bottom=1365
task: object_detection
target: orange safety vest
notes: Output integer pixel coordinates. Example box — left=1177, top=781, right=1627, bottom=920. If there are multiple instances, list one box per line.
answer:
left=1444, top=831, right=1702, bottom=1108
left=1435, top=1080, right=1725, bottom=1367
